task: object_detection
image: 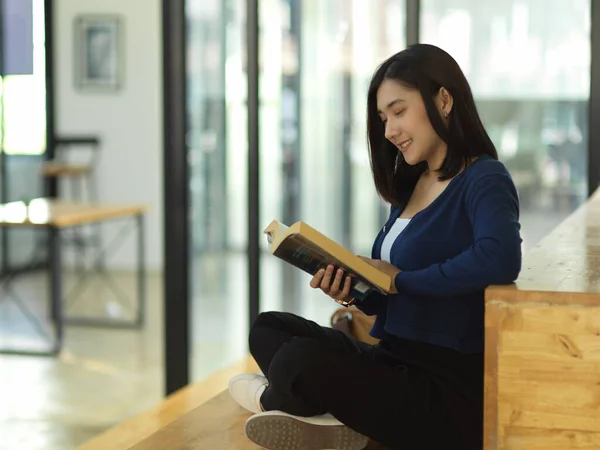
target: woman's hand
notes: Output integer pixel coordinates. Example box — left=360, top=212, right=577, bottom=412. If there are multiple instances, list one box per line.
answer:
left=310, top=265, right=356, bottom=307
left=358, top=256, right=400, bottom=294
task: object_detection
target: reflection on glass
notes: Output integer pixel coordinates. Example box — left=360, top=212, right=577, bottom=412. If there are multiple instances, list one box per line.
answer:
left=187, top=0, right=249, bottom=382
left=259, top=0, right=406, bottom=322
left=421, top=0, right=590, bottom=249
left=186, top=1, right=409, bottom=382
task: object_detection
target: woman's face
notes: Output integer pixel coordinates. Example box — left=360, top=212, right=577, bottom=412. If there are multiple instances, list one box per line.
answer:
left=376, top=79, right=446, bottom=168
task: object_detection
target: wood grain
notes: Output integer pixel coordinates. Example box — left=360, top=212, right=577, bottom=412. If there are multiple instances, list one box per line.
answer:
left=484, top=302, right=501, bottom=450
left=128, top=390, right=260, bottom=450
left=502, top=427, right=600, bottom=449
left=485, top=189, right=600, bottom=449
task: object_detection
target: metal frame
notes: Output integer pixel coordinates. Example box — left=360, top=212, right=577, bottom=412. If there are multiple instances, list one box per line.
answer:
left=45, top=0, right=56, bottom=189
left=0, top=0, right=7, bottom=273
left=406, top=0, right=420, bottom=46
left=0, top=215, right=145, bottom=356
left=247, top=0, right=260, bottom=335
left=0, top=225, right=62, bottom=356
left=162, top=0, right=189, bottom=395
left=589, top=0, right=600, bottom=196
left=0, top=0, right=55, bottom=275
left=62, top=216, right=145, bottom=328
left=43, top=135, right=102, bottom=272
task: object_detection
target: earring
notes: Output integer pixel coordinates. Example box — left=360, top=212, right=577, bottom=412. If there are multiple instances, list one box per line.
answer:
left=444, top=112, right=449, bottom=119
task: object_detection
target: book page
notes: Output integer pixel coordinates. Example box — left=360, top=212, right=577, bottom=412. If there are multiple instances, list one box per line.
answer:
left=265, top=221, right=289, bottom=249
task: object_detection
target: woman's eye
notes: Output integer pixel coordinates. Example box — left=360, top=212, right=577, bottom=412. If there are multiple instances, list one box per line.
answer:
left=394, top=110, right=405, bottom=116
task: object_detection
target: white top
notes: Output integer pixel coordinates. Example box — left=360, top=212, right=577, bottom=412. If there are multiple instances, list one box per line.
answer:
left=380, top=218, right=410, bottom=263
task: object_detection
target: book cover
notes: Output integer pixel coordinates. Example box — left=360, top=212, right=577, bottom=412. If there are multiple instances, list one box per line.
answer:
left=264, top=220, right=391, bottom=302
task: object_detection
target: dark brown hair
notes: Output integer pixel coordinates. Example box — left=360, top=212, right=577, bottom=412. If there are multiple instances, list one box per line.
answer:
left=367, top=44, right=498, bottom=205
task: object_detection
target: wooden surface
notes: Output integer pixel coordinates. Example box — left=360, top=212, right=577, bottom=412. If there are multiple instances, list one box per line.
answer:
left=128, top=392, right=389, bottom=450
left=488, top=188, right=600, bottom=302
left=0, top=198, right=147, bottom=228
left=80, top=356, right=390, bottom=450
left=78, top=357, right=259, bottom=450
left=129, top=390, right=260, bottom=450
left=41, top=162, right=92, bottom=177
left=484, top=189, right=600, bottom=449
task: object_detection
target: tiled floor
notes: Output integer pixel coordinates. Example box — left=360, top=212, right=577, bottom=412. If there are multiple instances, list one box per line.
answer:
left=0, top=271, right=164, bottom=450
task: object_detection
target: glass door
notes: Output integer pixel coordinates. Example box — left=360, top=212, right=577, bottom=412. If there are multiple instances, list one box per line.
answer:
left=186, top=0, right=250, bottom=381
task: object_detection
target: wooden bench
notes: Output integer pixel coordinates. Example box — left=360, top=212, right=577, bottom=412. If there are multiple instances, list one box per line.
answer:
left=484, top=189, right=600, bottom=449
left=77, top=358, right=259, bottom=450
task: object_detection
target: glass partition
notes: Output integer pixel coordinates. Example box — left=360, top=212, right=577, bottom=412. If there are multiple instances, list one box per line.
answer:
left=421, top=0, right=590, bottom=249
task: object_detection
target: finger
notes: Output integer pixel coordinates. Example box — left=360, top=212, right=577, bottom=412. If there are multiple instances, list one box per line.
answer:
left=329, top=268, right=345, bottom=297
left=342, top=275, right=352, bottom=298
left=320, top=265, right=335, bottom=291
left=310, top=269, right=324, bottom=289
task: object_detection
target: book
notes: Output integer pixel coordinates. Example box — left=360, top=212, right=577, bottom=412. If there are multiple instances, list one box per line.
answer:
left=263, top=220, right=391, bottom=301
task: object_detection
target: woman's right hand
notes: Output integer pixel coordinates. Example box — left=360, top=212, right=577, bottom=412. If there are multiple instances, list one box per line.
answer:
left=310, top=264, right=355, bottom=307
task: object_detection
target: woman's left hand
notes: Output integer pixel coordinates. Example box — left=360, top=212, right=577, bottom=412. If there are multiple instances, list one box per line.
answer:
left=358, top=256, right=401, bottom=294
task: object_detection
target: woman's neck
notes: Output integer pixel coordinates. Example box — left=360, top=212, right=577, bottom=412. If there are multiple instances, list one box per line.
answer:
left=425, top=145, right=447, bottom=173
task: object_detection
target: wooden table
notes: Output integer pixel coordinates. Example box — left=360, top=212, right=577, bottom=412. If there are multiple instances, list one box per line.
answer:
left=0, top=198, right=147, bottom=355
left=484, top=189, right=600, bottom=449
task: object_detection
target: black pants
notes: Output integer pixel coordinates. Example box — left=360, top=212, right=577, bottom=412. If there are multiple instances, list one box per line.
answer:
left=249, top=311, right=483, bottom=450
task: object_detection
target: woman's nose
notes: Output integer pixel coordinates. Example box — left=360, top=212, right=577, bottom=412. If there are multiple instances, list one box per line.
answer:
left=384, top=123, right=397, bottom=143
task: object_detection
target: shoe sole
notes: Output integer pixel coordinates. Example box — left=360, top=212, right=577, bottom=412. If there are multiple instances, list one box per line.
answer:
left=245, top=413, right=368, bottom=450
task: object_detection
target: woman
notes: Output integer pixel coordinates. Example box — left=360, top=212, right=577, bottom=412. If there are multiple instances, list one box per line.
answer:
left=228, top=44, right=522, bottom=450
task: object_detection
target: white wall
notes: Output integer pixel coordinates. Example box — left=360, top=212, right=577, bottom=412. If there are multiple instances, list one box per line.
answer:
left=54, top=0, right=163, bottom=271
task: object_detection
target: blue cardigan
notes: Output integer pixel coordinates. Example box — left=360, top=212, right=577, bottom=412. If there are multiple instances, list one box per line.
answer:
left=358, top=155, right=522, bottom=353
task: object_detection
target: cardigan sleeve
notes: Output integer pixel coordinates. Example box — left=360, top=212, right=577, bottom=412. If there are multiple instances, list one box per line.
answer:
left=393, top=171, right=522, bottom=297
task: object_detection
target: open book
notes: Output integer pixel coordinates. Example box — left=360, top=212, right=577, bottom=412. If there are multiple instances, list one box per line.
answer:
left=263, top=220, right=391, bottom=301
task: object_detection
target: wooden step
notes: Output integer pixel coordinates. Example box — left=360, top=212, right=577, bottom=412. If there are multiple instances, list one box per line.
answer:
left=129, top=390, right=260, bottom=449
left=77, top=357, right=259, bottom=450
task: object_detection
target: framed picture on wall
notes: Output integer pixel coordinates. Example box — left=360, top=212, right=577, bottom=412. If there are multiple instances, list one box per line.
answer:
left=74, top=15, right=124, bottom=92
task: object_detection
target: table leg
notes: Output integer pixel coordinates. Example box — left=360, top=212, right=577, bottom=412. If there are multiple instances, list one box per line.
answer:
left=136, top=214, right=146, bottom=327
left=49, top=226, right=63, bottom=354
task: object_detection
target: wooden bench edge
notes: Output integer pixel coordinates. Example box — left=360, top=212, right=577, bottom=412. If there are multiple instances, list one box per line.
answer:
left=76, top=356, right=258, bottom=450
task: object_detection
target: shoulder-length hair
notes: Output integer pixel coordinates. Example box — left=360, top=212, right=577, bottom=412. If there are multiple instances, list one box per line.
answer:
left=366, top=44, right=498, bottom=205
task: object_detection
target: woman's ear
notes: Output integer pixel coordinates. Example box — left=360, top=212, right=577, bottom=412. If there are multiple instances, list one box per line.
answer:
left=437, top=87, right=454, bottom=117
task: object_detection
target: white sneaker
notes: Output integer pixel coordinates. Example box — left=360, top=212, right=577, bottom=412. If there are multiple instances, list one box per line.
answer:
left=228, top=373, right=268, bottom=414
left=245, top=410, right=369, bottom=450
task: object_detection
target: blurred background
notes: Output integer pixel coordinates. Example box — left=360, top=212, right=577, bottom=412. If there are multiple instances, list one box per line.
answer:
left=0, top=0, right=596, bottom=448
left=186, top=0, right=590, bottom=379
